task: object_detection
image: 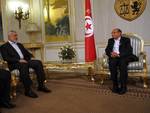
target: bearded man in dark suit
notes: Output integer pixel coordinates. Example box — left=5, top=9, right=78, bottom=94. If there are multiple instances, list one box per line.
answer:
left=0, top=31, right=51, bottom=98
left=105, top=28, right=138, bottom=94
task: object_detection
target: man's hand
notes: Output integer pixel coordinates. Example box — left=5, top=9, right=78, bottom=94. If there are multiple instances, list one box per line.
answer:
left=111, top=52, right=120, bottom=58
left=19, top=59, right=28, bottom=63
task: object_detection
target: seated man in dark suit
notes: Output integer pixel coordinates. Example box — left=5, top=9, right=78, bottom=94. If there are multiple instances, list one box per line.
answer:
left=0, top=31, right=51, bottom=98
left=0, top=69, right=15, bottom=109
left=105, top=28, right=138, bottom=95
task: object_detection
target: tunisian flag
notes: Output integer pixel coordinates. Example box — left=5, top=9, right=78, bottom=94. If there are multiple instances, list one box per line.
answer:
left=85, top=0, right=96, bottom=62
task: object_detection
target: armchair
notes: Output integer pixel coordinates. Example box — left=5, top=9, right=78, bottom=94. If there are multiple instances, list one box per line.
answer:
left=0, top=51, right=35, bottom=98
left=101, top=33, right=148, bottom=88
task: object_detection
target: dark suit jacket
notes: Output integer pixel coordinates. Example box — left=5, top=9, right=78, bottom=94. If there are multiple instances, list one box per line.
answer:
left=105, top=37, right=138, bottom=62
left=0, top=42, right=33, bottom=70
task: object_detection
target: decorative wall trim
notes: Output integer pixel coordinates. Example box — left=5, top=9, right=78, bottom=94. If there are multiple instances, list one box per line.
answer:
left=1, top=0, right=7, bottom=41
left=144, top=42, right=150, bottom=46
left=44, top=41, right=150, bottom=49
left=44, top=42, right=150, bottom=67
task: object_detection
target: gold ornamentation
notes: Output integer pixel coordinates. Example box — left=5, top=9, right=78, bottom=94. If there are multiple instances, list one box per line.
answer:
left=44, top=61, right=95, bottom=81
left=15, top=7, right=29, bottom=29
left=114, top=0, right=147, bottom=21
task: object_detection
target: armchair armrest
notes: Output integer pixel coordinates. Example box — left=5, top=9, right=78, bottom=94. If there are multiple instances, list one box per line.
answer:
left=139, top=52, right=147, bottom=63
left=0, top=60, right=9, bottom=70
left=102, top=53, right=108, bottom=62
left=138, top=52, right=148, bottom=72
left=101, top=53, right=109, bottom=70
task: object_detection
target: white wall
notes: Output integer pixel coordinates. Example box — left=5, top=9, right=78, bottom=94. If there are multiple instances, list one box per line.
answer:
left=45, top=0, right=150, bottom=57
left=2, top=0, right=43, bottom=43
left=74, top=0, right=150, bottom=43
left=2, top=0, right=30, bottom=42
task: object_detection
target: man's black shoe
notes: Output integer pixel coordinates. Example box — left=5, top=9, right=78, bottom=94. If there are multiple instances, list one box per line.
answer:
left=37, top=86, right=51, bottom=93
left=25, top=90, right=38, bottom=98
left=118, top=88, right=127, bottom=95
left=119, top=85, right=127, bottom=95
left=0, top=101, right=16, bottom=109
left=111, top=87, right=120, bottom=94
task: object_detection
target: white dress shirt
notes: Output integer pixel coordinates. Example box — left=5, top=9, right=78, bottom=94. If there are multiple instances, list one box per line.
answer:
left=9, top=41, right=24, bottom=59
left=113, top=37, right=121, bottom=54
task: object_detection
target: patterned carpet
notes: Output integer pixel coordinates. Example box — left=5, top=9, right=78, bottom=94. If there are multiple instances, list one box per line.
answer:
left=48, top=74, right=150, bottom=99
left=1, top=73, right=150, bottom=113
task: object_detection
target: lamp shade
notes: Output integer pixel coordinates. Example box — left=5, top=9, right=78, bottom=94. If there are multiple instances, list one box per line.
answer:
left=26, top=23, right=40, bottom=32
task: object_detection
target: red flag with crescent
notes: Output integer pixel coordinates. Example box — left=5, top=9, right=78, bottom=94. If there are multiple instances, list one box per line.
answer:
left=85, top=0, right=96, bottom=62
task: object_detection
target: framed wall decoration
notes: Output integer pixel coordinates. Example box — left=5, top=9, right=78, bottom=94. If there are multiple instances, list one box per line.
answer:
left=43, top=0, right=71, bottom=42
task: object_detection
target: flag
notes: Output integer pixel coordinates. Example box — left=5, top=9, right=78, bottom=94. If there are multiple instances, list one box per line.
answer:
left=85, top=0, right=96, bottom=62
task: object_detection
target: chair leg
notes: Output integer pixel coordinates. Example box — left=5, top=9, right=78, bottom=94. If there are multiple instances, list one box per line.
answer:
left=88, top=67, right=95, bottom=81
left=10, top=86, right=17, bottom=99
left=11, top=75, right=17, bottom=98
left=100, top=79, right=104, bottom=84
left=143, top=76, right=148, bottom=88
left=100, top=74, right=105, bottom=84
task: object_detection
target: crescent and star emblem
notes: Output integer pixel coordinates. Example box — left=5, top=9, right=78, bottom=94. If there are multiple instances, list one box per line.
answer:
left=85, top=16, right=94, bottom=38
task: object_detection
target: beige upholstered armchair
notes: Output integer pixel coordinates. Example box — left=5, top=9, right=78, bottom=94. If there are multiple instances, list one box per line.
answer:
left=0, top=51, right=35, bottom=98
left=10, top=68, right=35, bottom=97
left=100, top=33, right=148, bottom=88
